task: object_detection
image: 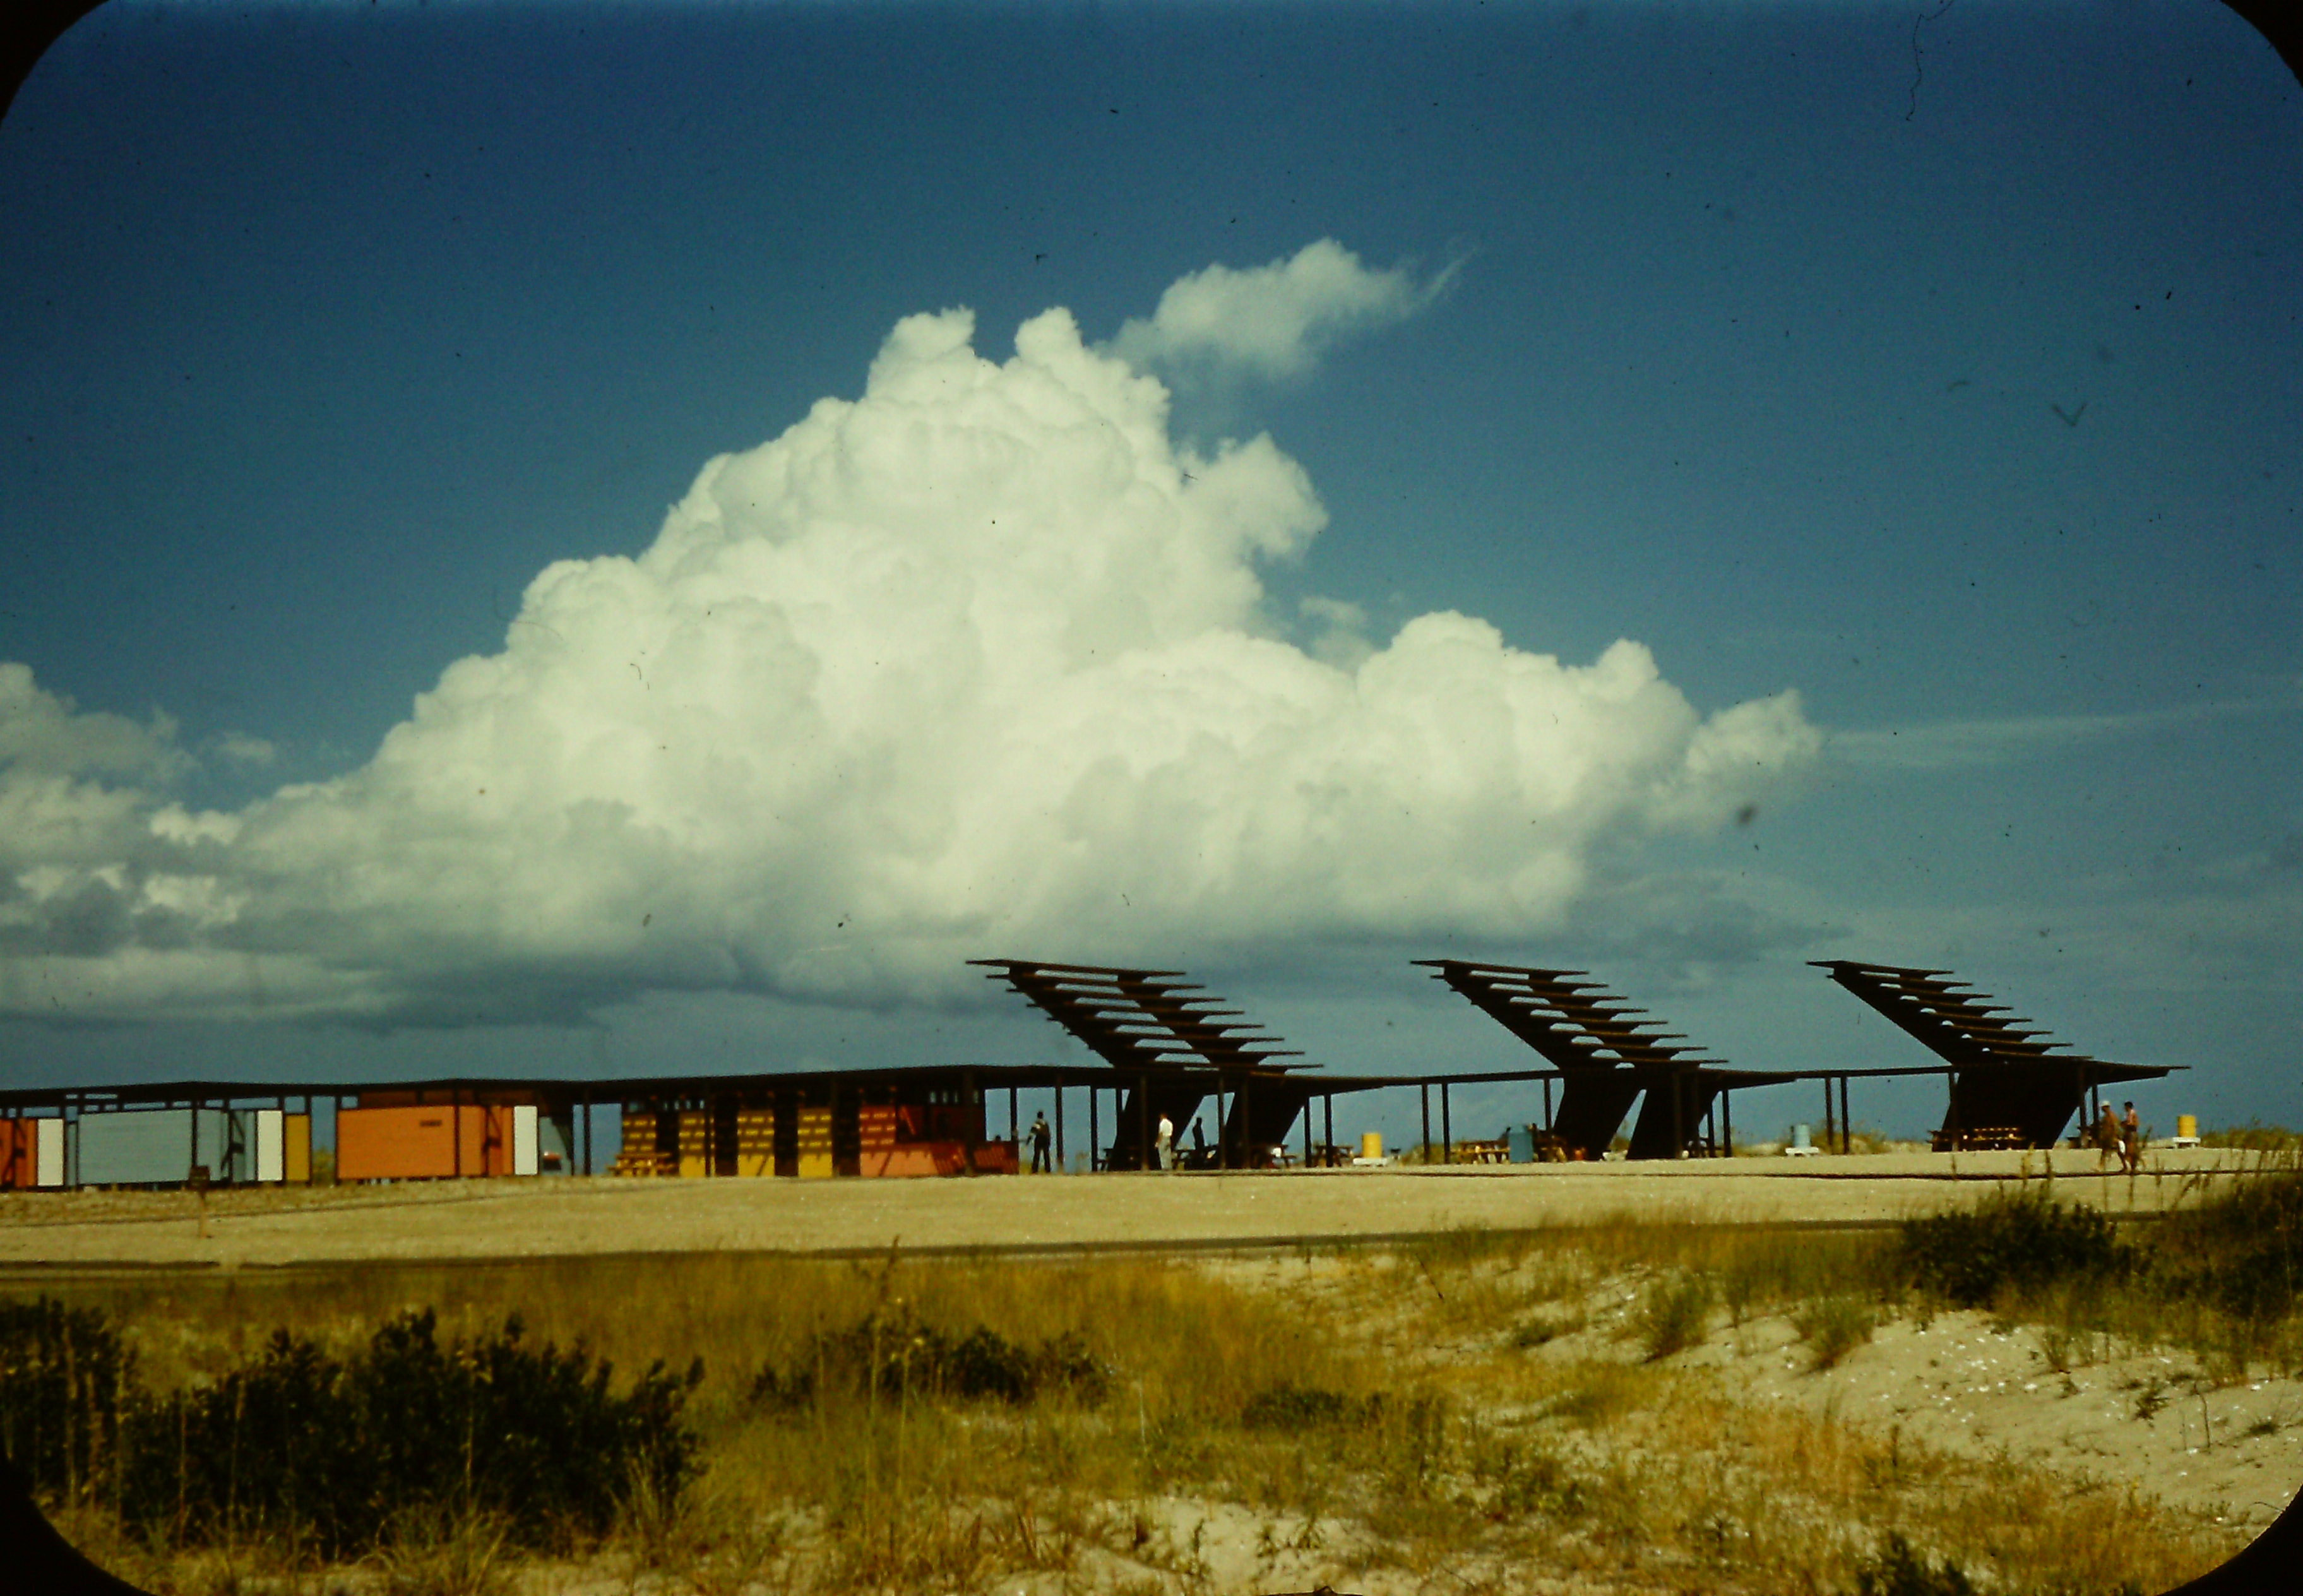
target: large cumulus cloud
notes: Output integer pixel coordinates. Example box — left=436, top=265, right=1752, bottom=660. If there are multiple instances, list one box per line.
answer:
left=0, top=266, right=1821, bottom=1026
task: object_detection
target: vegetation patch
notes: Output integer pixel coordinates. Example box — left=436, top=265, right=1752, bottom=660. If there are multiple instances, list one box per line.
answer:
left=749, top=1306, right=1109, bottom=1411
left=1896, top=1187, right=2130, bottom=1309
left=1854, top=1532, right=1975, bottom=1596
left=1, top=1301, right=698, bottom=1557
left=1794, top=1295, right=1876, bottom=1371
left=1634, top=1270, right=1713, bottom=1361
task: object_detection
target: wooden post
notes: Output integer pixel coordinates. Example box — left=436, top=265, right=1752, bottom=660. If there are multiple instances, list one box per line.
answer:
left=1542, top=1076, right=1552, bottom=1133
left=1302, top=1095, right=1312, bottom=1167
left=1054, top=1077, right=1066, bottom=1173
left=1324, top=1095, right=1335, bottom=1164
left=1090, top=1087, right=1100, bottom=1174
left=960, top=1069, right=978, bottom=1176
left=1242, top=1073, right=1253, bottom=1168
left=1841, top=1076, right=1853, bottom=1154
left=1722, top=1088, right=1733, bottom=1158
left=1823, top=1078, right=1835, bottom=1154
left=1420, top=1085, right=1431, bottom=1165
left=1441, top=1083, right=1452, bottom=1165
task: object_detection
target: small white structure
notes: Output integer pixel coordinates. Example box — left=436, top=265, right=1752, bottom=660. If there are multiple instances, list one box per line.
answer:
left=35, top=1118, right=65, bottom=1188
left=1783, top=1123, right=1820, bottom=1157
left=255, top=1109, right=286, bottom=1183
left=513, top=1104, right=540, bottom=1176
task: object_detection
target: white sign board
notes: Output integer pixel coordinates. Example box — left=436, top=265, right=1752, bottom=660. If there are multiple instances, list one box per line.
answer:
left=35, top=1118, right=64, bottom=1188
left=513, top=1104, right=539, bottom=1177
left=255, top=1109, right=285, bottom=1183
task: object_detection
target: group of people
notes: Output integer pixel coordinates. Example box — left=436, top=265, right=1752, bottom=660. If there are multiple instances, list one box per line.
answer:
left=1019, top=1109, right=1203, bottom=1172
left=2096, top=1099, right=2145, bottom=1173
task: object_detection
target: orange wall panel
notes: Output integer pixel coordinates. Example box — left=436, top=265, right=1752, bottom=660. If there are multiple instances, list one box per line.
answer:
left=337, top=1104, right=512, bottom=1181
left=0, top=1120, right=24, bottom=1190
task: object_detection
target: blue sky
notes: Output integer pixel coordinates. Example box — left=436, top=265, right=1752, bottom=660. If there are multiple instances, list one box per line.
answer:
left=1, top=0, right=2295, bottom=1143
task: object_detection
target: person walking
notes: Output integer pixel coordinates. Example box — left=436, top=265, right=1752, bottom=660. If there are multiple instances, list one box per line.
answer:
left=2122, top=1102, right=2143, bottom=1174
left=1155, top=1112, right=1174, bottom=1171
left=1027, top=1111, right=1052, bottom=1174
left=2097, top=1102, right=2121, bottom=1170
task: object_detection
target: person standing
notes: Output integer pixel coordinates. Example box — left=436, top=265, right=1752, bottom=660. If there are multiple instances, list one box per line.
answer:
left=1027, top=1111, right=1052, bottom=1174
left=1155, top=1112, right=1174, bottom=1171
left=2097, top=1102, right=2121, bottom=1170
left=2122, top=1102, right=2143, bottom=1174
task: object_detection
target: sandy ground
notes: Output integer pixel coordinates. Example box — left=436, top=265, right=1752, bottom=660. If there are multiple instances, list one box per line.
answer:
left=1491, top=1263, right=2303, bottom=1540
left=0, top=1148, right=2256, bottom=1271
left=16, top=1148, right=2295, bottom=1593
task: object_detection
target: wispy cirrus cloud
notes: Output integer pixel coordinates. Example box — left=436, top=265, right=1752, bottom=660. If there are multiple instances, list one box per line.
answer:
left=1830, top=693, right=2301, bottom=773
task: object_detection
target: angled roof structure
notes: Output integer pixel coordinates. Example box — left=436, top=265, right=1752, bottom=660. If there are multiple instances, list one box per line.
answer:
left=1809, top=960, right=2171, bottom=1147
left=968, top=960, right=1302, bottom=1073
left=1413, top=960, right=1788, bottom=1159
left=970, top=959, right=1311, bottom=1167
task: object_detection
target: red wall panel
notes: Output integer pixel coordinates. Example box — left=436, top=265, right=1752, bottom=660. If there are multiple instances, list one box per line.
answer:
left=0, top=1119, right=25, bottom=1191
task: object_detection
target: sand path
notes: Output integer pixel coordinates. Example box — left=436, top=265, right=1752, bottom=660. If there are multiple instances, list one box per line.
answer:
left=0, top=1148, right=2254, bottom=1271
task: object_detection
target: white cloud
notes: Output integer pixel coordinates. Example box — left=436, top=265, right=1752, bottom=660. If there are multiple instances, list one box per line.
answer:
left=0, top=664, right=185, bottom=779
left=1831, top=694, right=2300, bottom=773
left=1107, top=239, right=1456, bottom=381
left=215, top=732, right=277, bottom=766
left=0, top=258, right=1818, bottom=1025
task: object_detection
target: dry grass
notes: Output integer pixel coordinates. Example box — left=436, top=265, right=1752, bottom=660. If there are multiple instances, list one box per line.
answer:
left=8, top=1212, right=2268, bottom=1595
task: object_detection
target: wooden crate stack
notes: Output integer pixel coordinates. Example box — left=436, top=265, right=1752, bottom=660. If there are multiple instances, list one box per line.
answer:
left=734, top=1105, right=775, bottom=1176
left=795, top=1105, right=834, bottom=1178
left=858, top=1105, right=896, bottom=1167
left=609, top=1144, right=675, bottom=1177
left=675, top=1111, right=710, bottom=1178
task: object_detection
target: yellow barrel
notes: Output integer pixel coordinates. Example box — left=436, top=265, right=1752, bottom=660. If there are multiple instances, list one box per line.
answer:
left=2177, top=1114, right=2198, bottom=1141
left=1360, top=1131, right=1383, bottom=1160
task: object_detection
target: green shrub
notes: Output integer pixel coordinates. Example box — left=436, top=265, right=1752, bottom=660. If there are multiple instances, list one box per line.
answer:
left=1794, top=1296, right=1875, bottom=1371
left=0, top=1297, right=135, bottom=1506
left=1511, top=1308, right=1585, bottom=1348
left=2158, top=1167, right=2303, bottom=1325
left=750, top=1309, right=1107, bottom=1412
left=1636, top=1272, right=1713, bottom=1361
left=1854, top=1532, right=1974, bottom=1596
left=1241, top=1383, right=1364, bottom=1431
left=1, top=1300, right=701, bottom=1557
left=1896, top=1188, right=2129, bottom=1309
left=117, top=1309, right=700, bottom=1555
